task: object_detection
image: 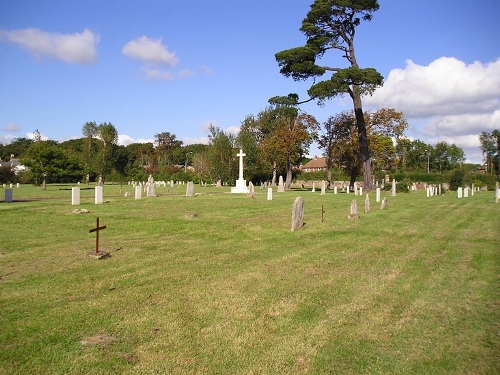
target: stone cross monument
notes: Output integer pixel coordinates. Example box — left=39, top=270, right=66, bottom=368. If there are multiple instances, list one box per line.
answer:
left=231, top=148, right=249, bottom=193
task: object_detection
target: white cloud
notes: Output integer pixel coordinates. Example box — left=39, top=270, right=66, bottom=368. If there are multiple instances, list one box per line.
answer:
left=122, top=36, right=179, bottom=67
left=225, top=126, right=240, bottom=136
left=183, top=136, right=209, bottom=145
left=178, top=68, right=194, bottom=78
left=364, top=57, right=500, bottom=164
left=0, top=134, right=15, bottom=145
left=143, top=67, right=174, bottom=80
left=26, top=131, right=48, bottom=141
left=118, top=134, right=154, bottom=146
left=2, top=122, right=21, bottom=132
left=0, top=28, right=99, bottom=64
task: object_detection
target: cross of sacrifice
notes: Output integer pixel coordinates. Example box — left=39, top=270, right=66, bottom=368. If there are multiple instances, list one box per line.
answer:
left=236, top=149, right=246, bottom=181
left=89, top=217, right=107, bottom=257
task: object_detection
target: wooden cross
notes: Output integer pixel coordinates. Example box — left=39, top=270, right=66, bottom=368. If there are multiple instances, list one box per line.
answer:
left=89, top=217, right=106, bottom=256
left=321, top=205, right=326, bottom=223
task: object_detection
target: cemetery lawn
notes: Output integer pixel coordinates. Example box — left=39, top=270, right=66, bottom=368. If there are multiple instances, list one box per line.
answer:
left=0, top=184, right=498, bottom=374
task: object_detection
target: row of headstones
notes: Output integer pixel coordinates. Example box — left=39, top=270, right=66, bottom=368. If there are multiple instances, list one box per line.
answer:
left=2, top=183, right=20, bottom=189
left=71, top=182, right=199, bottom=205
left=290, top=195, right=389, bottom=231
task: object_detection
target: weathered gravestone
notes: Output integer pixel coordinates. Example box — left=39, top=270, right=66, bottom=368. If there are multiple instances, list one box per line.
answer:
left=186, top=181, right=195, bottom=197
left=95, top=186, right=103, bottom=205
left=364, top=194, right=370, bottom=213
left=278, top=176, right=285, bottom=193
left=321, top=180, right=326, bottom=195
left=348, top=199, right=359, bottom=220
left=134, top=185, right=142, bottom=200
left=457, top=187, right=463, bottom=199
left=72, top=187, right=80, bottom=206
left=5, top=188, right=13, bottom=203
left=381, top=197, right=388, bottom=210
left=391, top=179, right=397, bottom=196
left=376, top=187, right=381, bottom=203
left=291, top=196, right=305, bottom=231
left=247, top=182, right=255, bottom=198
left=267, top=187, right=273, bottom=201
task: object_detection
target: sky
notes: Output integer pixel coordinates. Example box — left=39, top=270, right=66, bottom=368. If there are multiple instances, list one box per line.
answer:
left=1, top=0, right=499, bottom=164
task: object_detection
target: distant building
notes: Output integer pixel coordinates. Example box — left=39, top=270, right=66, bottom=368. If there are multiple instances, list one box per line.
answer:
left=0, top=155, right=25, bottom=174
left=301, top=157, right=327, bottom=172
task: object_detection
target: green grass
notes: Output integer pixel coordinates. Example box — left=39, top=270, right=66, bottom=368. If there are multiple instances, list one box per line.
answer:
left=1, top=183, right=499, bottom=374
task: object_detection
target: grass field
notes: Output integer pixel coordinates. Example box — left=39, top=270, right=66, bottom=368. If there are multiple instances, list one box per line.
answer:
left=0, top=183, right=498, bottom=374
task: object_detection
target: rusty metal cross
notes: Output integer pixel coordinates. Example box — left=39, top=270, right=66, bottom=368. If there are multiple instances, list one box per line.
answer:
left=89, top=217, right=107, bottom=256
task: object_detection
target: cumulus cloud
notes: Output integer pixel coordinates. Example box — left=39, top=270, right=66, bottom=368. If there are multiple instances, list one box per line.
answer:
left=364, top=57, right=500, bottom=164
left=0, top=28, right=99, bottom=64
left=0, top=135, right=15, bottom=145
left=122, top=36, right=179, bottom=67
left=26, top=131, right=48, bottom=141
left=2, top=122, right=21, bottom=132
left=118, top=134, right=154, bottom=146
left=143, top=67, right=174, bottom=80
left=366, top=57, right=500, bottom=117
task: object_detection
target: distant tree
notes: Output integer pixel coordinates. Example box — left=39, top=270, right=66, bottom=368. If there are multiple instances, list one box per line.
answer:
left=275, top=0, right=383, bottom=191
left=479, top=130, right=500, bottom=175
left=206, top=124, right=236, bottom=184
left=95, top=122, right=118, bottom=182
left=82, top=121, right=98, bottom=184
left=0, top=137, right=33, bottom=160
left=22, top=139, right=82, bottom=187
left=154, top=131, right=183, bottom=167
left=318, top=108, right=407, bottom=187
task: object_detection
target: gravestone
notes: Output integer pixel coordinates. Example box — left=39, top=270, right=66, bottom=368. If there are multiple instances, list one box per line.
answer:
left=186, top=181, right=195, bottom=197
left=146, top=174, right=156, bottom=196
left=267, top=187, right=273, bottom=201
left=95, top=186, right=103, bottom=205
left=364, top=194, right=370, bottom=213
left=16, top=183, right=20, bottom=188
left=5, top=188, right=13, bottom=203
left=359, top=187, right=363, bottom=196
left=391, top=179, right=397, bottom=196
left=471, top=183, right=474, bottom=196
left=321, top=180, right=326, bottom=195
left=134, top=185, right=141, bottom=200
left=247, top=182, right=255, bottom=198
left=457, top=187, right=463, bottom=199
left=376, top=187, right=381, bottom=203
left=278, top=176, right=285, bottom=193
left=354, top=182, right=358, bottom=196
left=381, top=197, right=387, bottom=210
left=291, top=196, right=305, bottom=231
left=334, top=186, right=338, bottom=195
left=72, top=187, right=80, bottom=205
left=311, top=182, right=315, bottom=193
left=348, top=199, right=359, bottom=220
left=464, top=186, right=469, bottom=198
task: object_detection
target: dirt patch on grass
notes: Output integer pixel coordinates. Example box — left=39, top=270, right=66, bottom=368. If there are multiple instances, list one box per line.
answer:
left=80, top=333, right=116, bottom=346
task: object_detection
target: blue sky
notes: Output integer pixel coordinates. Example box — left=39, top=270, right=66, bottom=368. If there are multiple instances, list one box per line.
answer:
left=1, top=0, right=499, bottom=164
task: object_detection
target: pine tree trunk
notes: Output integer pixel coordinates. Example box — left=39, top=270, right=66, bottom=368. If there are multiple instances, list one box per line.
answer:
left=353, top=100, right=374, bottom=191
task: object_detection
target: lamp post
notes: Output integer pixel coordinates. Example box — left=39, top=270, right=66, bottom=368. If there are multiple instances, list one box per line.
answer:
left=425, top=149, right=430, bottom=174
left=184, top=152, right=193, bottom=173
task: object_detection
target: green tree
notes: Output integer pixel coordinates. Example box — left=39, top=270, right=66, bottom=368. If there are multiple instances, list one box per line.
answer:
left=479, top=130, right=500, bottom=175
left=95, top=122, right=118, bottom=182
left=206, top=125, right=235, bottom=184
left=275, top=0, right=383, bottom=191
left=154, top=131, right=183, bottom=168
left=82, top=121, right=98, bottom=184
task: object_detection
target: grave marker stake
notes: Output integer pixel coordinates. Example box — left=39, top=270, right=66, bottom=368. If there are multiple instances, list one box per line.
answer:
left=89, top=217, right=107, bottom=257
left=321, top=205, right=325, bottom=222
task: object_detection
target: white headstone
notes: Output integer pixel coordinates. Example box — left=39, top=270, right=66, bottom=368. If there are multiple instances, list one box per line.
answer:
left=71, top=187, right=80, bottom=206
left=16, top=183, right=20, bottom=188
left=391, top=179, right=396, bottom=196
left=186, top=181, right=195, bottom=197
left=5, top=188, right=13, bottom=203
left=311, top=182, right=315, bottom=193
left=267, top=187, right=273, bottom=201
left=334, top=186, right=338, bottom=195
left=321, top=180, right=326, bottom=195
left=457, top=187, right=463, bottom=199
left=364, top=194, right=370, bottom=213
left=376, top=187, right=381, bottom=203
left=471, top=183, right=474, bottom=196
left=135, top=185, right=142, bottom=200
left=94, top=186, right=103, bottom=205
left=464, top=187, right=469, bottom=198
left=278, top=175, right=285, bottom=193
left=359, top=187, right=363, bottom=196
left=354, top=182, right=358, bottom=195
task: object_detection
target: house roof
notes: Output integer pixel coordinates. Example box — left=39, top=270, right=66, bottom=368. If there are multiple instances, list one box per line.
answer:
left=302, top=157, right=327, bottom=169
